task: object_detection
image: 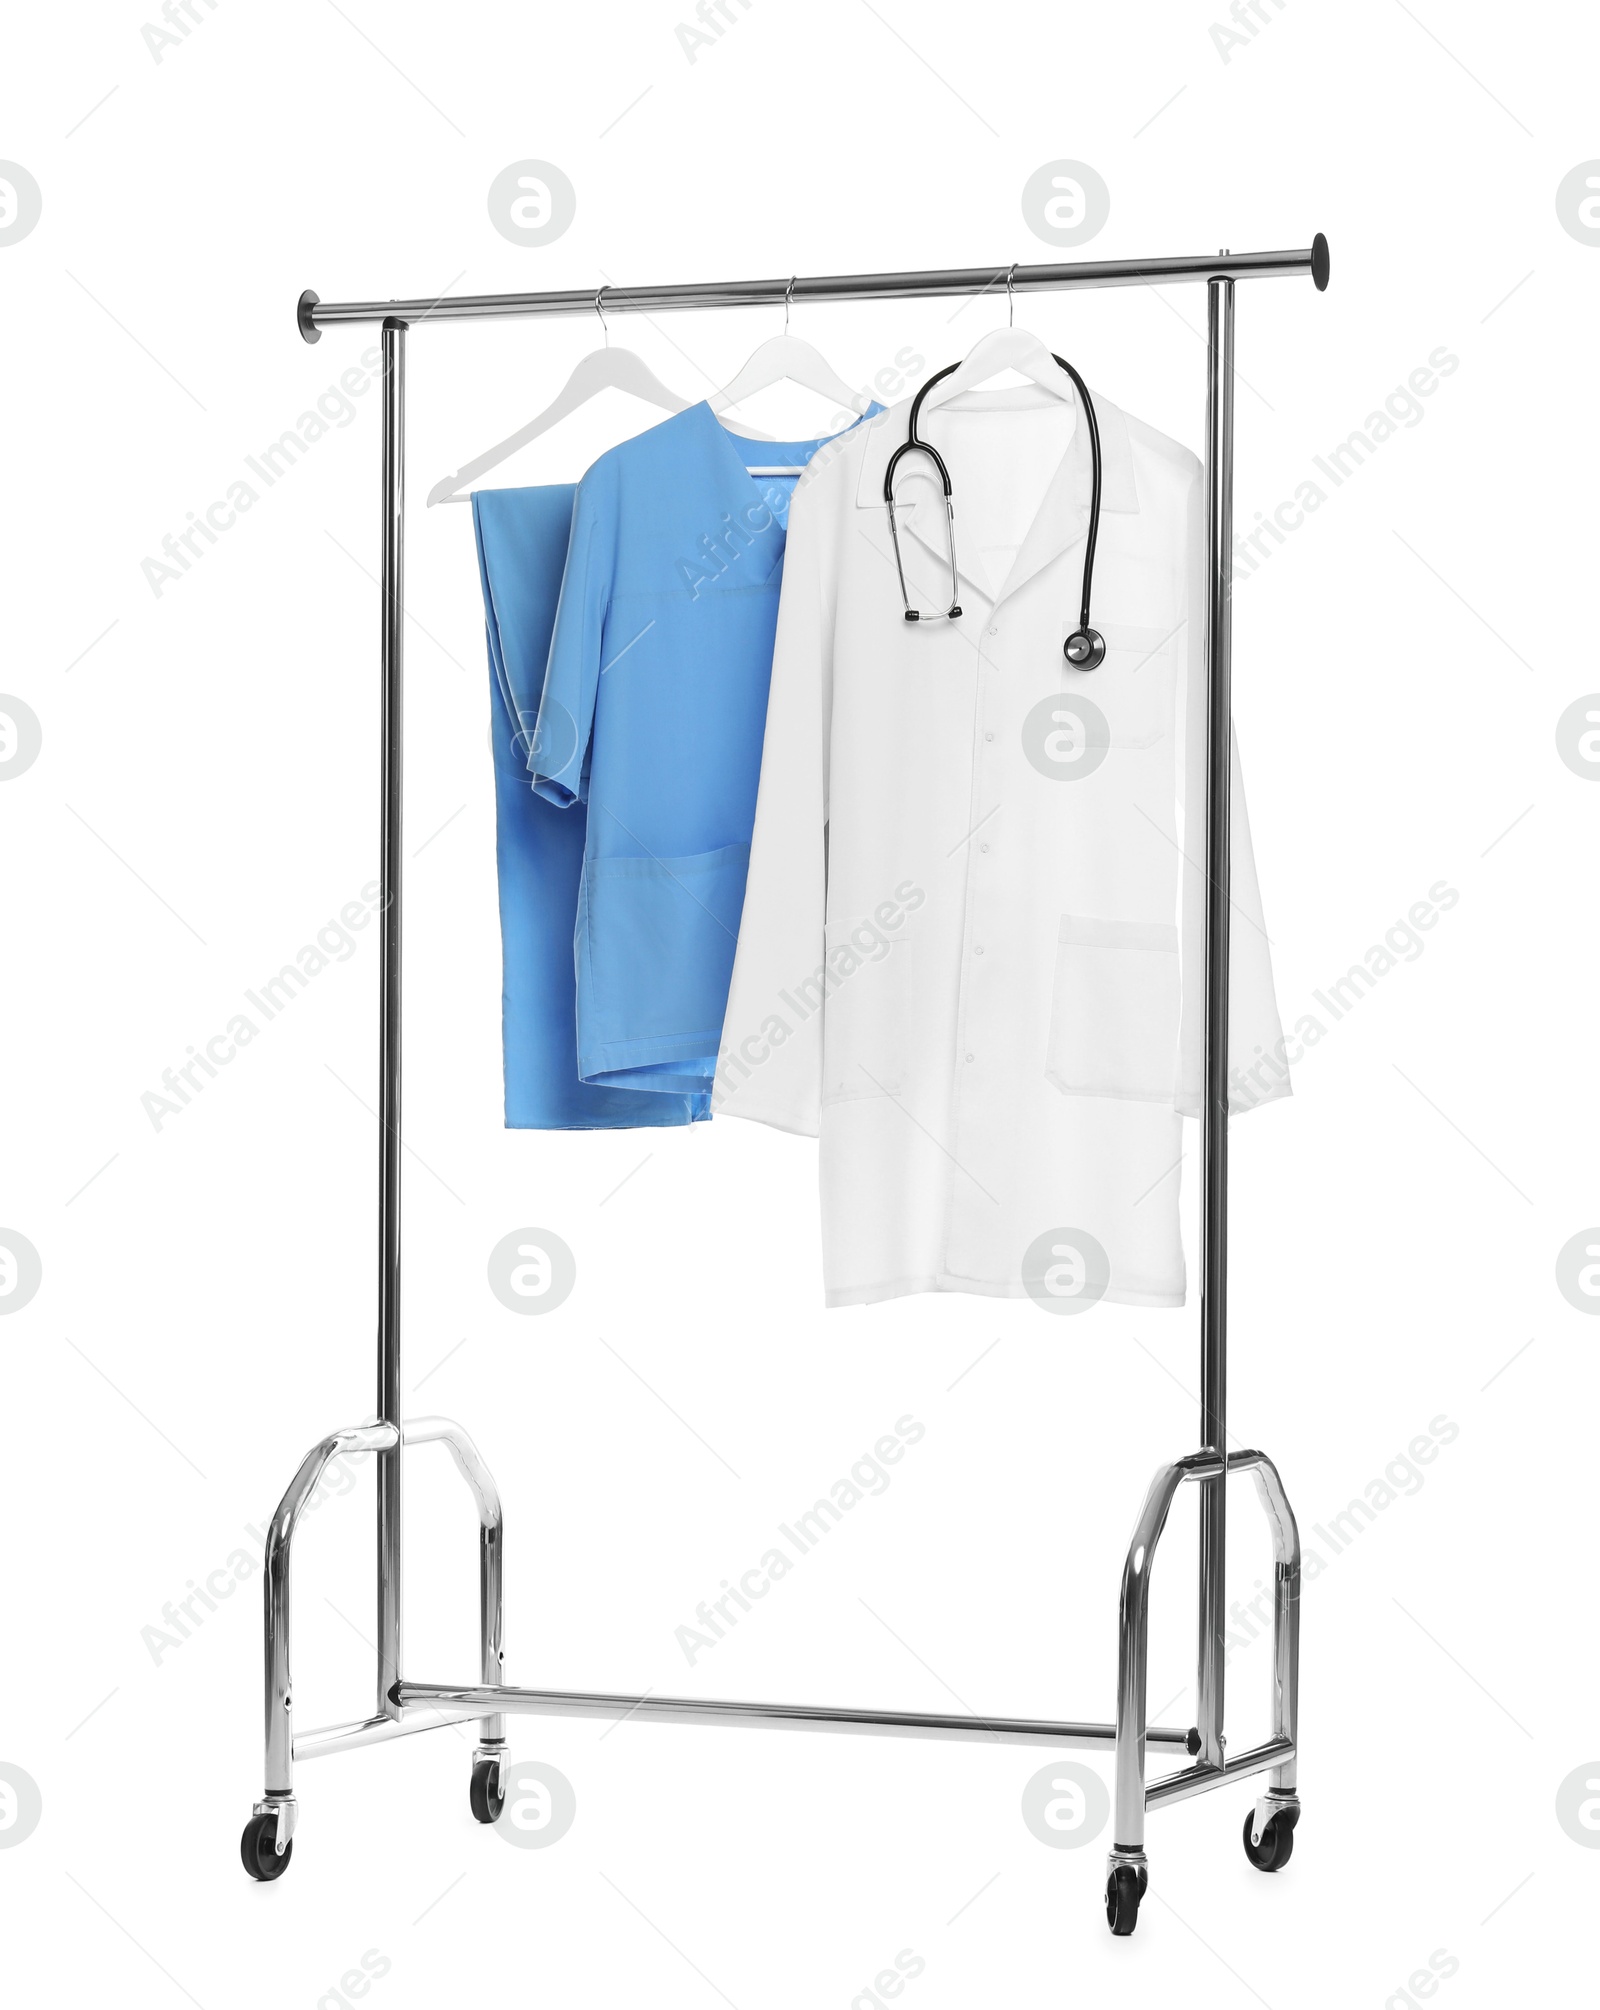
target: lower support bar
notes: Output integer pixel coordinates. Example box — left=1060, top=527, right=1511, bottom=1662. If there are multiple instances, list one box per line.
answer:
left=295, top=1706, right=473, bottom=1762
left=1143, top=1736, right=1295, bottom=1810
left=396, top=1681, right=1197, bottom=1751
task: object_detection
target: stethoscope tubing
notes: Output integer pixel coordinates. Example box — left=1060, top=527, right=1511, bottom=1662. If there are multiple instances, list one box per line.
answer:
left=883, top=355, right=1105, bottom=665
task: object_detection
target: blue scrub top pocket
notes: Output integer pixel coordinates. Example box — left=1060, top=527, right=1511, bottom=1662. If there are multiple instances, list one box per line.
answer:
left=576, top=842, right=750, bottom=1094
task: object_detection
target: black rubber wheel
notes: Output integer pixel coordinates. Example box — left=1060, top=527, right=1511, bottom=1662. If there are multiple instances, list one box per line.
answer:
left=469, top=1757, right=506, bottom=1825
left=240, top=1810, right=292, bottom=1881
left=1105, top=1863, right=1146, bottom=1936
left=1241, top=1805, right=1297, bottom=1872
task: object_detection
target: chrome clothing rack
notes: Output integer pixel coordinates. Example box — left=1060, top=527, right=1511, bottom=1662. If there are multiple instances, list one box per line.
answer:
left=244, top=239, right=1331, bottom=1936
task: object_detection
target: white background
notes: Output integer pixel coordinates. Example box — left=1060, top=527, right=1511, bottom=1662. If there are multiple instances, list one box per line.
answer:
left=1, top=1, right=1596, bottom=2003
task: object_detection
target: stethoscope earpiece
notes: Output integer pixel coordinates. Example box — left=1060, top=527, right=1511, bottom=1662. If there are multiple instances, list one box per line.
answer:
left=1064, top=627, right=1105, bottom=670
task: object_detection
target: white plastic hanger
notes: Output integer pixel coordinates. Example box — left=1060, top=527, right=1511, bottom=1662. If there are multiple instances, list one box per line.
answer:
left=929, top=323, right=1083, bottom=409
left=709, top=279, right=871, bottom=475
left=427, top=287, right=692, bottom=506
left=922, top=267, right=1085, bottom=418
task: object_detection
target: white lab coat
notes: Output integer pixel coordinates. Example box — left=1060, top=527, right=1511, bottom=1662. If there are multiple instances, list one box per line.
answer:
left=712, top=381, right=1287, bottom=1308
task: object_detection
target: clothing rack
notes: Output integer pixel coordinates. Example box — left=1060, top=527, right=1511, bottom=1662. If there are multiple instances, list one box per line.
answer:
left=244, top=239, right=1331, bottom=1936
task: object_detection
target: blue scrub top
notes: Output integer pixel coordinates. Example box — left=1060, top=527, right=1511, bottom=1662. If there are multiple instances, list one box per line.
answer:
left=532, top=399, right=880, bottom=1097
left=472, top=485, right=705, bottom=1129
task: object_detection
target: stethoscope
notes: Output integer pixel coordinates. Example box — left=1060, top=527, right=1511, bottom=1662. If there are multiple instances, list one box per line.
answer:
left=882, top=341, right=1106, bottom=671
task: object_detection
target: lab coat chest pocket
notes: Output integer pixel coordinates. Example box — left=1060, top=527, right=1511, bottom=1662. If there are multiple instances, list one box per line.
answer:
left=1068, top=621, right=1177, bottom=750
left=1046, top=916, right=1178, bottom=1103
left=821, top=923, right=917, bottom=1103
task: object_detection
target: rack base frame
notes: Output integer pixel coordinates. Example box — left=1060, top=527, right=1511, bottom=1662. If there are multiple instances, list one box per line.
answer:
left=244, top=242, right=1326, bottom=1936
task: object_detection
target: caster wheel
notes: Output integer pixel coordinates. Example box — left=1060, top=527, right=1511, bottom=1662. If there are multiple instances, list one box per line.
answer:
left=1242, top=1805, right=1297, bottom=1872
left=240, top=1811, right=292, bottom=1882
left=1105, top=1863, right=1147, bottom=1936
left=469, top=1757, right=506, bottom=1825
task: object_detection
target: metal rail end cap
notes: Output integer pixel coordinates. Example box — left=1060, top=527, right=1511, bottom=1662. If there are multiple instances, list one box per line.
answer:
left=1311, top=233, right=1330, bottom=291
left=297, top=290, right=322, bottom=344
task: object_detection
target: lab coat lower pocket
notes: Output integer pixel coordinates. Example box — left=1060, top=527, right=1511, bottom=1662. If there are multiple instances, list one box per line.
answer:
left=1046, top=916, right=1179, bottom=1103
left=821, top=927, right=916, bottom=1104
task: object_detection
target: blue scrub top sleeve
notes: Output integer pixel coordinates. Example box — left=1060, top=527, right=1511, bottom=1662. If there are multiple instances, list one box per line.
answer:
left=531, top=457, right=616, bottom=808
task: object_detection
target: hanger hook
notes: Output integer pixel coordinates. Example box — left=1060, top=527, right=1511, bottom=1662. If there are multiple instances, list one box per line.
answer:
left=1006, top=262, right=1017, bottom=327
left=784, top=274, right=795, bottom=337
left=595, top=284, right=609, bottom=346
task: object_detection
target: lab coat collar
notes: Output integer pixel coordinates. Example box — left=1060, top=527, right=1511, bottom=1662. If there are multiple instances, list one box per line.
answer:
left=855, top=381, right=1139, bottom=613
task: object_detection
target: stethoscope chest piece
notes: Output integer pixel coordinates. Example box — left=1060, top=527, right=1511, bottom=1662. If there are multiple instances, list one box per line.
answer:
left=1064, top=627, right=1106, bottom=669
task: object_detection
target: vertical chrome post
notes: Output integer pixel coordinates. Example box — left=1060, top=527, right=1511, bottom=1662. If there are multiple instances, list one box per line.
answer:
left=1195, top=275, right=1234, bottom=1773
left=258, top=1423, right=399, bottom=1824
left=1111, top=1462, right=1186, bottom=1855
left=263, top=1511, right=296, bottom=1799
left=377, top=318, right=406, bottom=1719
left=1247, top=1462, right=1301, bottom=1794
left=479, top=1514, right=506, bottom=1748
left=1270, top=1559, right=1300, bottom=1791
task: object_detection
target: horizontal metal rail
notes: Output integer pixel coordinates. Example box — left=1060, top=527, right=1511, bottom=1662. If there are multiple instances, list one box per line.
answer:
left=1143, top=1736, right=1296, bottom=1809
left=298, top=239, right=1328, bottom=339
left=395, top=1681, right=1198, bottom=1751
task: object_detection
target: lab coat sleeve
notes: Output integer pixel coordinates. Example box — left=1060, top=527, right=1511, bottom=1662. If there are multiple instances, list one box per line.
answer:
left=711, top=469, right=835, bottom=1136
left=529, top=455, right=618, bottom=807
left=1176, top=465, right=1291, bottom=1119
